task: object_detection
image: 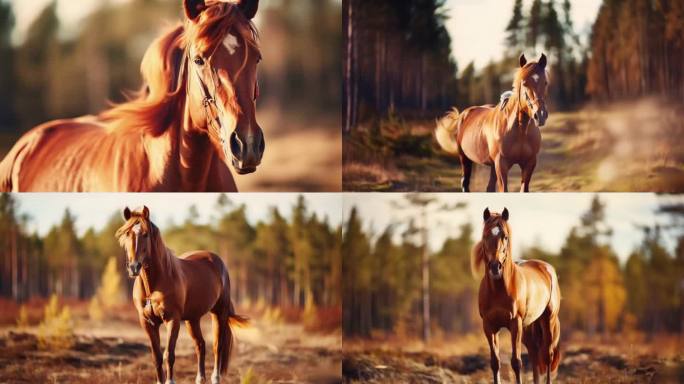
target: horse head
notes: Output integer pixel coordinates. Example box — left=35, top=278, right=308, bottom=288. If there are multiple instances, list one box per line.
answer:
left=517, top=53, right=549, bottom=127
left=480, top=207, right=512, bottom=280
left=117, top=206, right=155, bottom=278
left=183, top=0, right=264, bottom=175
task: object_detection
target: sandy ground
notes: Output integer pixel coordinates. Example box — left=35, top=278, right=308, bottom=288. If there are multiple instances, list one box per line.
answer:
left=0, top=318, right=341, bottom=384
left=342, top=334, right=684, bottom=383
left=343, top=98, right=684, bottom=192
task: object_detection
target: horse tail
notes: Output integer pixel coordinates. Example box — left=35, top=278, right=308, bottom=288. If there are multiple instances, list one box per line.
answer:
left=470, top=240, right=486, bottom=278
left=434, top=107, right=461, bottom=155
left=220, top=298, right=248, bottom=375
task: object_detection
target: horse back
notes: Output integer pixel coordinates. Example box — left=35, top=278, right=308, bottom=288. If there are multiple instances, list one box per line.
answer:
left=457, top=105, right=505, bottom=164
left=0, top=117, right=117, bottom=191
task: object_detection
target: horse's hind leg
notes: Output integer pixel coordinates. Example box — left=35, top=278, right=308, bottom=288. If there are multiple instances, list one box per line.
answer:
left=520, top=159, right=537, bottom=193
left=540, top=313, right=554, bottom=384
left=459, top=153, right=473, bottom=192
left=210, top=311, right=231, bottom=384
left=186, top=319, right=207, bottom=384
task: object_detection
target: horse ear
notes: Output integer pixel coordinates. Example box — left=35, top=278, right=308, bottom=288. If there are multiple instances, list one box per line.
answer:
left=183, top=0, right=207, bottom=22
left=238, top=0, right=259, bottom=19
left=502, top=208, right=509, bottom=221
left=123, top=207, right=131, bottom=220
left=483, top=208, right=491, bottom=221
left=142, top=206, right=150, bottom=220
left=538, top=53, right=547, bottom=69
left=519, top=53, right=527, bottom=68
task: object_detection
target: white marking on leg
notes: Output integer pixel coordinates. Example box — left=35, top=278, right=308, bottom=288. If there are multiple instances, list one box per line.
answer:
left=196, top=374, right=206, bottom=384
left=222, top=33, right=240, bottom=55
left=211, top=368, right=220, bottom=384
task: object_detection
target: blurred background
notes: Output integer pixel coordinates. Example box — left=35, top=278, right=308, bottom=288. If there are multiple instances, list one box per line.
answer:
left=342, top=193, right=684, bottom=382
left=0, top=0, right=342, bottom=191
left=0, top=193, right=341, bottom=383
left=343, top=0, right=684, bottom=192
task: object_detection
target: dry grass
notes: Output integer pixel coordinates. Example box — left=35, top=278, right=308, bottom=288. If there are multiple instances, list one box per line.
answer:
left=0, top=299, right=342, bottom=384
left=343, top=333, right=684, bottom=383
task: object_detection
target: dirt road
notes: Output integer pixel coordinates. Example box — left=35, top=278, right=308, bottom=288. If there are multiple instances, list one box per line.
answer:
left=0, top=319, right=341, bottom=384
left=343, top=336, right=684, bottom=383
left=343, top=98, right=684, bottom=192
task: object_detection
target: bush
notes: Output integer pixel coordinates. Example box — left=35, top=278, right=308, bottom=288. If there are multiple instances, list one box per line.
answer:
left=37, top=294, right=75, bottom=350
left=16, top=305, right=29, bottom=328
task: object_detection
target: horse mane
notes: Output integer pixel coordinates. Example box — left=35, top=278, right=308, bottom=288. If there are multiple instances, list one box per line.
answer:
left=116, top=213, right=182, bottom=280
left=99, top=2, right=259, bottom=137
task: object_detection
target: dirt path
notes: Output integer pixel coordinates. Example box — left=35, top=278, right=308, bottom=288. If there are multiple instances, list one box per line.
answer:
left=343, top=340, right=683, bottom=383
left=0, top=320, right=341, bottom=384
left=343, top=98, right=684, bottom=192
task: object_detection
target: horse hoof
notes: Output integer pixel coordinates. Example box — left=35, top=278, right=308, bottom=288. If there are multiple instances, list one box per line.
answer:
left=211, top=372, right=220, bottom=384
left=195, top=375, right=206, bottom=384
left=165, top=381, right=175, bottom=384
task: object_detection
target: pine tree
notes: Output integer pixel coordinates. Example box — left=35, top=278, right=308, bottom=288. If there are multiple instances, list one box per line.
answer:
left=505, top=0, right=525, bottom=54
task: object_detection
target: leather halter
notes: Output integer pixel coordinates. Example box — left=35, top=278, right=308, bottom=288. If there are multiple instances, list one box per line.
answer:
left=183, top=44, right=232, bottom=161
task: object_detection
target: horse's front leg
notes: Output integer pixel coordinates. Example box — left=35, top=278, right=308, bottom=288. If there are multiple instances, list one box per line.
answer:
left=510, top=317, right=523, bottom=384
left=164, top=318, right=181, bottom=384
left=484, top=324, right=501, bottom=384
left=141, top=316, right=164, bottom=384
left=520, top=159, right=537, bottom=192
left=494, top=156, right=509, bottom=192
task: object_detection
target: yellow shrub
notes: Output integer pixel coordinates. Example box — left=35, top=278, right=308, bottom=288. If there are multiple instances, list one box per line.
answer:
left=37, top=294, right=75, bottom=350
left=16, top=305, right=29, bottom=328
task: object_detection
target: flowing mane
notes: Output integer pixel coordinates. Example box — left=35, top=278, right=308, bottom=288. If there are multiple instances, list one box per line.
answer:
left=116, top=213, right=182, bottom=280
left=99, top=2, right=259, bottom=137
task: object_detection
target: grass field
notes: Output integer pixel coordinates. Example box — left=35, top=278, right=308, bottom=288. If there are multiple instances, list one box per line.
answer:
left=342, top=332, right=684, bottom=383
left=0, top=300, right=341, bottom=384
left=343, top=98, right=684, bottom=192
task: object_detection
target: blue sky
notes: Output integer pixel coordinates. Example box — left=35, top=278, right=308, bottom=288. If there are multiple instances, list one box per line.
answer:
left=444, top=0, right=602, bottom=70
left=343, top=193, right=682, bottom=263
left=14, top=193, right=342, bottom=236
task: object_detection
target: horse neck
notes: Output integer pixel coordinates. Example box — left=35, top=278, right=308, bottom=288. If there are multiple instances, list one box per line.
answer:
left=144, top=239, right=176, bottom=292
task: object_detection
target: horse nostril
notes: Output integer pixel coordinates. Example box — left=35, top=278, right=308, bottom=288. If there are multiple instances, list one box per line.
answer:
left=534, top=112, right=539, bottom=121
left=230, top=132, right=243, bottom=160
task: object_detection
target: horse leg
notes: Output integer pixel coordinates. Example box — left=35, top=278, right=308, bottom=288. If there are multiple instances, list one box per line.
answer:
left=141, top=317, right=164, bottom=384
left=520, top=159, right=537, bottom=193
left=186, top=319, right=207, bottom=384
left=540, top=314, right=554, bottom=384
left=210, top=312, right=230, bottom=384
left=164, top=318, right=181, bottom=384
left=487, top=165, right=497, bottom=192
left=459, top=153, right=473, bottom=192
left=484, top=324, right=501, bottom=384
left=528, top=342, right=540, bottom=384
left=509, top=317, right=523, bottom=384
left=494, top=156, right=509, bottom=192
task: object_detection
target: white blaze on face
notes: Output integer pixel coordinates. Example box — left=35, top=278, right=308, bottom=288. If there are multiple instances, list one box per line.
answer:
left=490, top=226, right=500, bottom=236
left=531, top=74, right=540, bottom=83
left=222, top=33, right=240, bottom=55
left=133, top=223, right=141, bottom=235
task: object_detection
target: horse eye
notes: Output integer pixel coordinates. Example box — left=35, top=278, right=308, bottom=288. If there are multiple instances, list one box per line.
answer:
left=194, top=56, right=205, bottom=66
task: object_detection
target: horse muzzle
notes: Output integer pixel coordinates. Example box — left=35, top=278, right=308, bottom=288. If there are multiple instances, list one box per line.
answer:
left=488, top=260, right=503, bottom=280
left=533, top=107, right=548, bottom=127
left=229, top=130, right=264, bottom=175
left=128, top=261, right=142, bottom=278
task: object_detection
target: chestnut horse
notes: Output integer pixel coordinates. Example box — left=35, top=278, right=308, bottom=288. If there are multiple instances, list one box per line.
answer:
left=0, top=0, right=263, bottom=192
left=435, top=53, right=549, bottom=192
left=472, top=208, right=561, bottom=384
left=117, top=206, right=247, bottom=384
